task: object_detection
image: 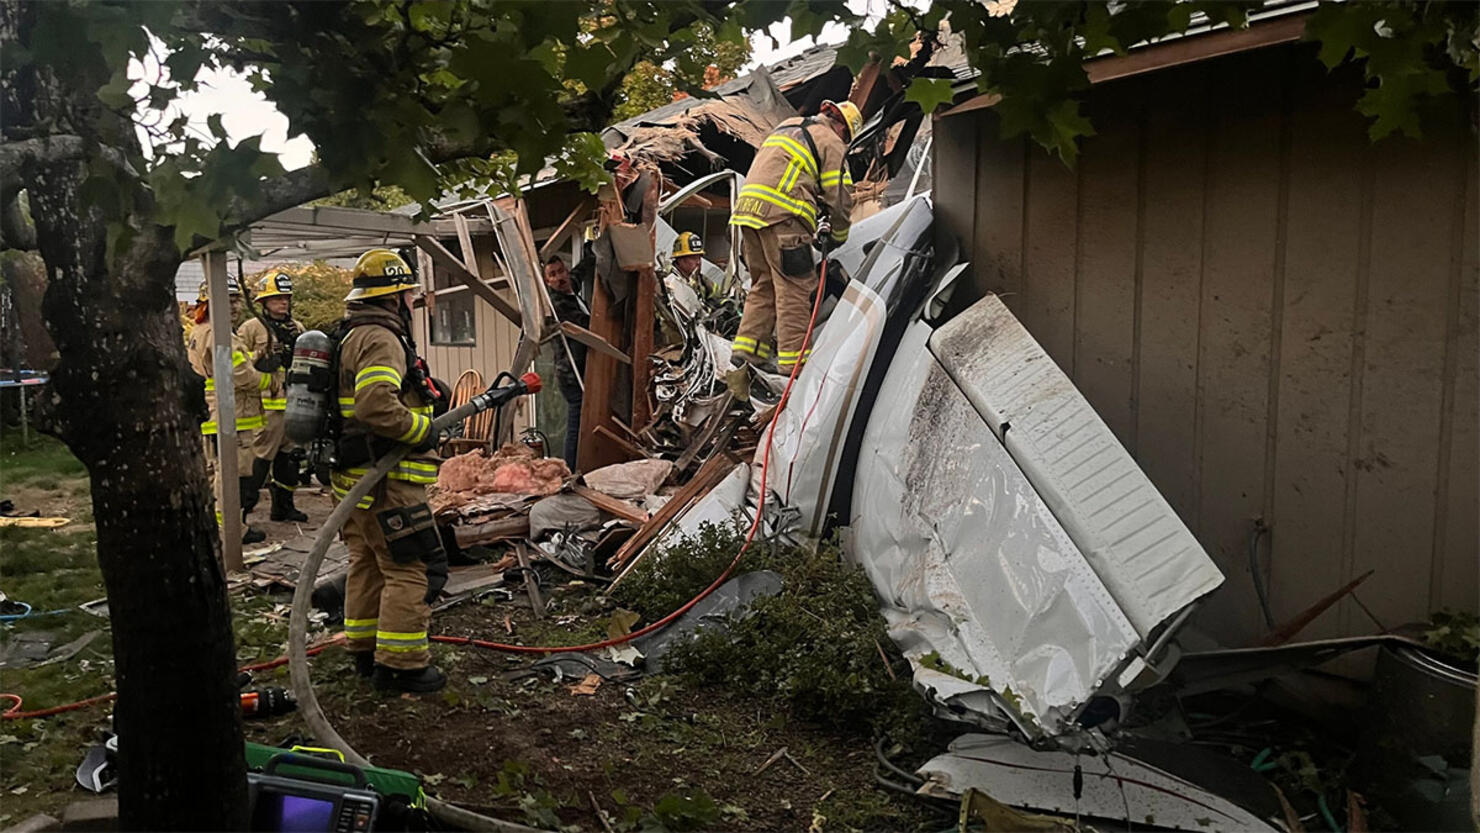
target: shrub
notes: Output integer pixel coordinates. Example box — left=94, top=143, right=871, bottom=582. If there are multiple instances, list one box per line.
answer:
left=620, top=523, right=929, bottom=741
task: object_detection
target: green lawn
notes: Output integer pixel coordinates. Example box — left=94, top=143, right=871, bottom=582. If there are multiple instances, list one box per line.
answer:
left=0, top=432, right=110, bottom=825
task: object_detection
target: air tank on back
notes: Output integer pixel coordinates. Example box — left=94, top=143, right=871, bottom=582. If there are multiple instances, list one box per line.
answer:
left=284, top=329, right=333, bottom=445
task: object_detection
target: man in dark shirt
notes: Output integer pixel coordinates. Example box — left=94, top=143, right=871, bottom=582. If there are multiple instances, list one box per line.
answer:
left=544, top=256, right=588, bottom=469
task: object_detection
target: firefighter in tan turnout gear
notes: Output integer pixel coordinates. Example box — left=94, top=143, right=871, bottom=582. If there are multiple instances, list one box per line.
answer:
left=334, top=248, right=449, bottom=693
left=186, top=277, right=269, bottom=545
left=730, top=99, right=860, bottom=374
left=239, top=270, right=308, bottom=522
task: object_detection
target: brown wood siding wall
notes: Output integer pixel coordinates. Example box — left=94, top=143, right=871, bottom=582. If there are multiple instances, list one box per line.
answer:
left=934, top=44, right=1478, bottom=646
left=414, top=236, right=528, bottom=435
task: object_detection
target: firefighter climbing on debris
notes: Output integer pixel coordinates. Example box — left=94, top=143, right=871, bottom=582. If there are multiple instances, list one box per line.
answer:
left=333, top=248, right=450, bottom=693
left=239, top=270, right=309, bottom=522
left=186, top=276, right=269, bottom=545
left=729, top=99, right=860, bottom=374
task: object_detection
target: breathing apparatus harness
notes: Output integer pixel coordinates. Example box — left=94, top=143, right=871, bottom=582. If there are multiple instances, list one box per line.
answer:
left=315, top=301, right=448, bottom=472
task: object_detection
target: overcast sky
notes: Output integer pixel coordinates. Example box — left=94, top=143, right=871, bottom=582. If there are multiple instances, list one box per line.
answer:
left=141, top=1, right=888, bottom=172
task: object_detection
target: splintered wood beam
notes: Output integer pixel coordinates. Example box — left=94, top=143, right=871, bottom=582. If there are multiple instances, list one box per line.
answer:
left=538, top=198, right=593, bottom=263
left=576, top=272, right=628, bottom=474
left=414, top=235, right=523, bottom=326
left=631, top=266, right=656, bottom=429
left=592, top=425, right=648, bottom=462
left=607, top=452, right=736, bottom=581
left=848, top=57, right=883, bottom=113
left=560, top=320, right=631, bottom=365
left=570, top=484, right=649, bottom=525
left=453, top=213, right=481, bottom=278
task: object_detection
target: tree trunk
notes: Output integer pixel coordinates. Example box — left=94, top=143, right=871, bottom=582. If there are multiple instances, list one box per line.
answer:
left=26, top=164, right=249, bottom=832
left=1, top=248, right=56, bottom=369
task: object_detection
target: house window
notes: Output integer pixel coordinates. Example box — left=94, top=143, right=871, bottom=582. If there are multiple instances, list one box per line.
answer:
left=430, top=289, right=476, bottom=345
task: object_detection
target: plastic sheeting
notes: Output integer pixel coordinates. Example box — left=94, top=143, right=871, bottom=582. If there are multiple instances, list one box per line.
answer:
left=929, top=296, right=1223, bottom=638
left=850, top=320, right=1140, bottom=736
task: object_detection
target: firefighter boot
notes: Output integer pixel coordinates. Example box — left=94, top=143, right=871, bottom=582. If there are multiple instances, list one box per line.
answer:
left=270, top=485, right=308, bottom=522
left=270, top=453, right=309, bottom=522
left=373, top=664, right=447, bottom=693
left=353, top=651, right=375, bottom=679
left=242, top=524, right=267, bottom=545
left=242, top=457, right=271, bottom=516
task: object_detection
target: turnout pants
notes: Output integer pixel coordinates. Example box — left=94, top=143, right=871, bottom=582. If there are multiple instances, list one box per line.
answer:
left=253, top=410, right=286, bottom=461
left=343, top=479, right=432, bottom=670
left=254, top=410, right=300, bottom=491
left=733, top=217, right=816, bottom=372
left=203, top=431, right=256, bottom=525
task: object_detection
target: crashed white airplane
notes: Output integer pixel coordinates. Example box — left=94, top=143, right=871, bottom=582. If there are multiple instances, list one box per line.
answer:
left=762, top=194, right=1224, bottom=738
left=654, top=194, right=1290, bottom=830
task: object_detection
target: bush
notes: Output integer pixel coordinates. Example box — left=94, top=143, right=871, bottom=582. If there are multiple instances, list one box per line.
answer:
left=612, top=521, right=749, bottom=620
left=618, top=523, right=929, bottom=741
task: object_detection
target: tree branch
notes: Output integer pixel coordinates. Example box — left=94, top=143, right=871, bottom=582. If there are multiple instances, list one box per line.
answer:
left=222, top=163, right=332, bottom=231
left=0, top=135, right=87, bottom=181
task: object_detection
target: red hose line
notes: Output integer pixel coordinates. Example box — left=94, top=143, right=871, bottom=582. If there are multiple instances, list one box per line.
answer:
left=7, top=257, right=832, bottom=713
left=2, top=640, right=342, bottom=720
left=431, top=257, right=834, bottom=657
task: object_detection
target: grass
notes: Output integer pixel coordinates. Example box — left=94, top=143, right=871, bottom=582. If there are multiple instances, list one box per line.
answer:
left=0, top=435, right=944, bottom=830
left=0, top=433, right=88, bottom=492
left=0, top=432, right=108, bottom=825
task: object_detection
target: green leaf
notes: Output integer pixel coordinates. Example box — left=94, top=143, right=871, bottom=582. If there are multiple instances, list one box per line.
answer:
left=96, top=73, right=134, bottom=109
left=566, top=43, right=615, bottom=92
left=904, top=77, right=956, bottom=114
left=207, top=114, right=228, bottom=141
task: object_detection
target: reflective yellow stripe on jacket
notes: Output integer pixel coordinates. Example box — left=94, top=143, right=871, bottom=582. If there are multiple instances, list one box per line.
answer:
left=330, top=460, right=440, bottom=508
left=200, top=415, right=265, bottom=436
left=761, top=134, right=818, bottom=179
left=734, top=183, right=818, bottom=231
left=355, top=365, right=402, bottom=392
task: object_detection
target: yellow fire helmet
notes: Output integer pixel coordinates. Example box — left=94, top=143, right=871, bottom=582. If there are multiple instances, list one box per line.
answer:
left=821, top=99, right=863, bottom=142
left=195, top=275, right=242, bottom=303
left=344, top=248, right=418, bottom=302
left=671, top=231, right=705, bottom=258
left=255, top=270, right=294, bottom=300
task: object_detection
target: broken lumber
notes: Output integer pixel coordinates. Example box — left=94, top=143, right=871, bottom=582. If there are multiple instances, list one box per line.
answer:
left=592, top=425, right=649, bottom=462
left=514, top=542, right=545, bottom=619
left=560, top=320, right=631, bottom=365
left=1260, top=569, right=1376, bottom=646
left=415, top=236, right=523, bottom=325
left=452, top=515, right=531, bottom=548
left=570, top=484, right=649, bottom=525
left=606, top=452, right=735, bottom=570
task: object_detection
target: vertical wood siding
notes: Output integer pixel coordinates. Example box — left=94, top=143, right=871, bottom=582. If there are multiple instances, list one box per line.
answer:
left=935, top=44, right=1478, bottom=645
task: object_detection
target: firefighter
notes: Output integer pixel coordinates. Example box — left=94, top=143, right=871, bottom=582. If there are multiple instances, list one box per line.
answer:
left=240, top=270, right=308, bottom=522
left=729, top=99, right=860, bottom=374
left=334, top=248, right=448, bottom=693
left=671, top=231, right=705, bottom=283
left=186, top=277, right=268, bottom=545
